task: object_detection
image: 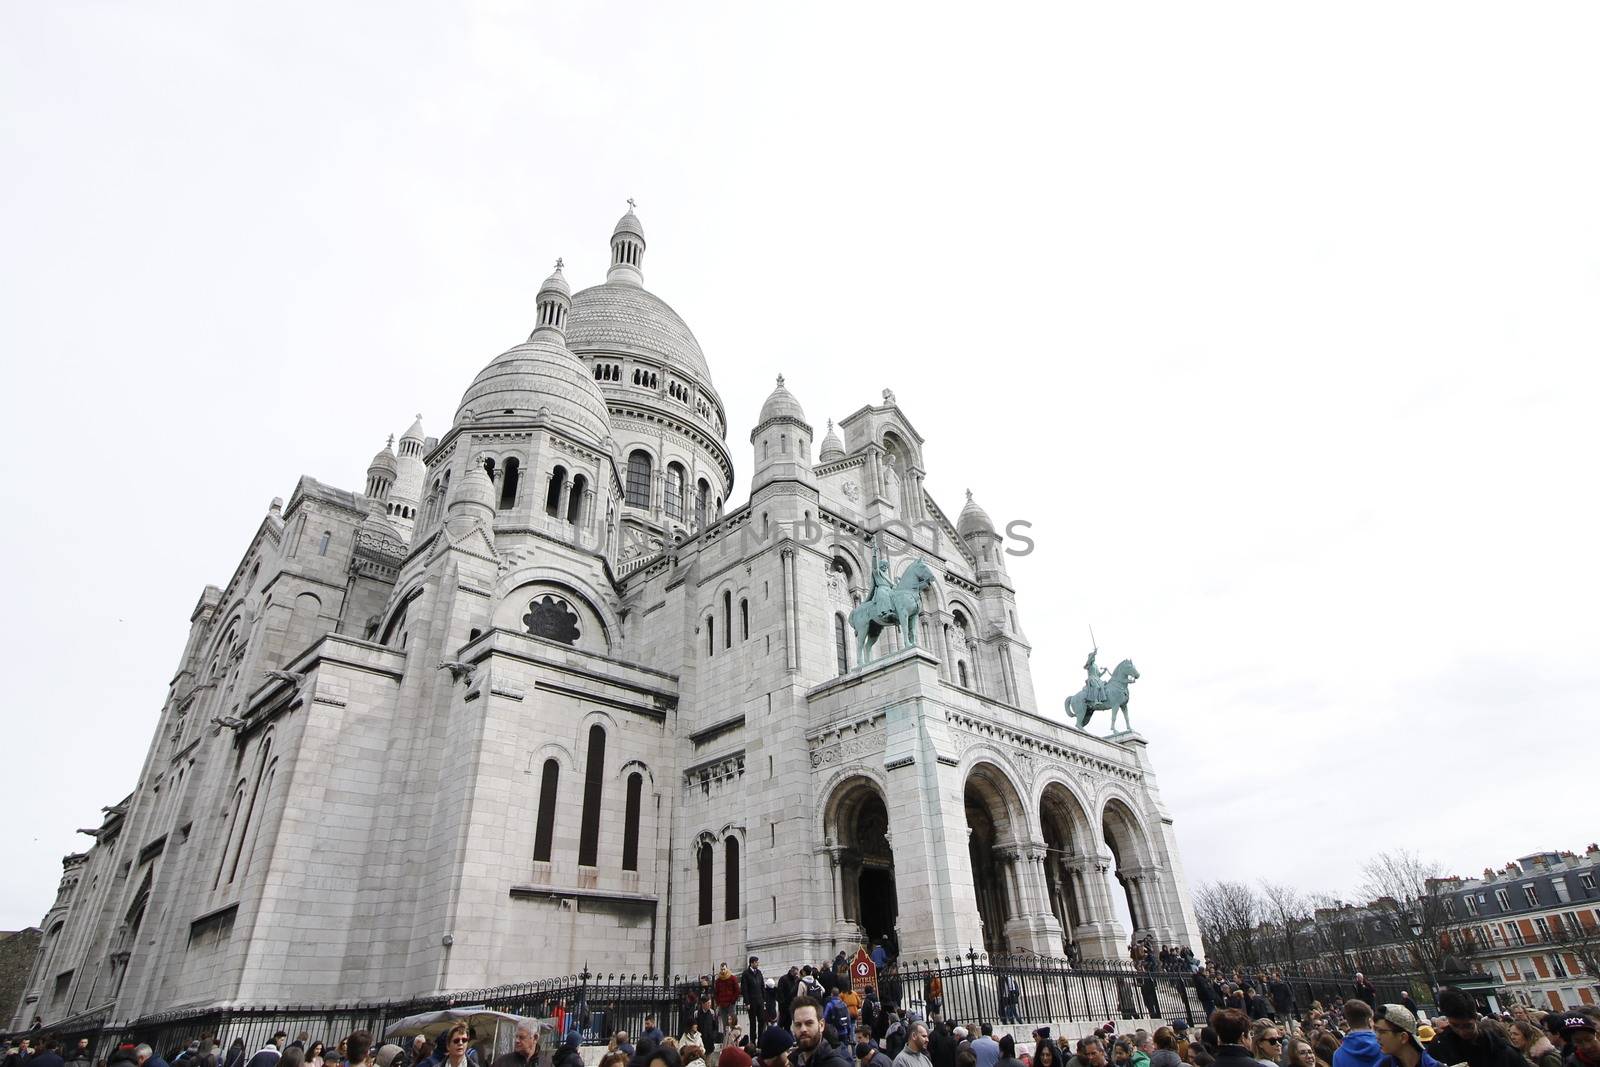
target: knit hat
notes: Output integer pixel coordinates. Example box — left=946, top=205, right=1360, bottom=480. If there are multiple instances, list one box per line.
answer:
left=375, top=1046, right=405, bottom=1067
left=720, top=1046, right=754, bottom=1067
left=758, top=1028, right=795, bottom=1061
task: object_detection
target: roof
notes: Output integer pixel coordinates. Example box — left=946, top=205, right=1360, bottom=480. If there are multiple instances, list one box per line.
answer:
left=566, top=282, right=714, bottom=389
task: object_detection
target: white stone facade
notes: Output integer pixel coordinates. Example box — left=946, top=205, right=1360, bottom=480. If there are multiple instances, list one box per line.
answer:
left=12, top=209, right=1201, bottom=1031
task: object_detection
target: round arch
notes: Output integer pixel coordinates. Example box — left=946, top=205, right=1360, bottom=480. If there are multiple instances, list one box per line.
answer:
left=963, top=756, right=1030, bottom=954
left=1100, top=794, right=1161, bottom=939
left=821, top=773, right=899, bottom=951
left=493, top=573, right=618, bottom=653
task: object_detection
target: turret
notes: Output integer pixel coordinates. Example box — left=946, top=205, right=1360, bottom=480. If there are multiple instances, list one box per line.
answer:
left=529, top=260, right=571, bottom=340
left=364, top=435, right=398, bottom=507
left=445, top=460, right=497, bottom=538
left=387, top=415, right=428, bottom=540
left=750, top=374, right=815, bottom=495
left=957, top=489, right=1006, bottom=576
left=606, top=203, right=646, bottom=287
left=818, top=419, right=845, bottom=463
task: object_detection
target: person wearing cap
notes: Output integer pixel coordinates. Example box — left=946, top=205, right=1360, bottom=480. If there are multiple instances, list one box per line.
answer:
left=760, top=1026, right=797, bottom=1067
left=1425, top=989, right=1522, bottom=1067
left=1372, top=1005, right=1441, bottom=1067
left=1552, top=1014, right=1600, bottom=1067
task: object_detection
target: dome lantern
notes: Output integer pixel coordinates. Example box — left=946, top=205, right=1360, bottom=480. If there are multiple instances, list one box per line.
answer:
left=530, top=259, right=571, bottom=339
left=607, top=200, right=646, bottom=286
left=818, top=419, right=844, bottom=462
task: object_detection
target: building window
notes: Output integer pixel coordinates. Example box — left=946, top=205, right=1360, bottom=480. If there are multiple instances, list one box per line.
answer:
left=1508, top=922, right=1527, bottom=946
left=625, top=451, right=653, bottom=508
left=723, top=591, right=732, bottom=649
left=1496, top=888, right=1511, bottom=912
left=1534, top=916, right=1551, bottom=940
left=1553, top=877, right=1572, bottom=903
left=695, top=480, right=710, bottom=528
left=706, top=617, right=715, bottom=656
left=1580, top=873, right=1597, bottom=891
left=533, top=759, right=559, bottom=862
left=499, top=458, right=520, bottom=510
left=1524, top=885, right=1541, bottom=908
left=725, top=837, right=740, bottom=921
left=1464, top=895, right=1479, bottom=916
left=741, top=599, right=749, bottom=640
left=958, top=661, right=969, bottom=687
left=1550, top=953, right=1569, bottom=978
left=665, top=463, right=685, bottom=520
left=835, top=614, right=849, bottom=675
left=1442, top=898, right=1455, bottom=919
left=545, top=465, right=567, bottom=517
left=318, top=530, right=331, bottom=555
left=523, top=595, right=581, bottom=645
left=622, top=772, right=643, bottom=872
left=568, top=474, right=587, bottom=527
left=577, top=725, right=606, bottom=867
left=698, top=842, right=714, bottom=925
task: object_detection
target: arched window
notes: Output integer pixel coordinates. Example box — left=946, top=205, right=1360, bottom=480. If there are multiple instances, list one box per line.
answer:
left=722, top=591, right=732, bottom=649
left=622, top=772, right=643, bottom=871
left=482, top=456, right=497, bottom=482
left=698, top=841, right=714, bottom=925
left=568, top=473, right=588, bottom=526
left=577, top=725, right=606, bottom=867
left=533, top=759, right=559, bottom=862
left=665, top=463, right=685, bottom=520
left=499, top=458, right=520, bottom=510
left=317, top=530, right=331, bottom=556
left=545, top=465, right=567, bottom=517
left=706, top=616, right=715, bottom=657
left=224, top=737, right=274, bottom=886
left=958, top=661, right=969, bottom=687
left=740, top=599, right=749, bottom=641
left=695, top=479, right=711, bottom=528
left=626, top=451, right=652, bottom=508
left=835, top=614, right=849, bottom=676
left=725, top=837, right=741, bottom=920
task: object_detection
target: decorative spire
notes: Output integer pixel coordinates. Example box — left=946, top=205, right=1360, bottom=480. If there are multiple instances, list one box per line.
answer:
left=386, top=434, right=395, bottom=449
left=607, top=202, right=646, bottom=286
left=819, top=418, right=845, bottom=462
left=532, top=260, right=571, bottom=339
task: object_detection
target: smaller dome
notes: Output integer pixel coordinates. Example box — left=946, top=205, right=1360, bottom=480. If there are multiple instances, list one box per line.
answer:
left=818, top=419, right=844, bottom=461
left=452, top=462, right=497, bottom=513
left=456, top=338, right=613, bottom=445
left=368, top=435, right=398, bottom=475
left=758, top=374, right=807, bottom=426
left=400, top=414, right=427, bottom=443
left=613, top=208, right=645, bottom=241
left=539, top=260, right=570, bottom=298
left=957, top=489, right=996, bottom=538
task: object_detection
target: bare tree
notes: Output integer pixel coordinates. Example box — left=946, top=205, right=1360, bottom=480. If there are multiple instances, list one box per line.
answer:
left=1358, top=850, right=1451, bottom=988
left=1196, top=880, right=1262, bottom=971
left=1547, top=911, right=1600, bottom=983
left=1260, top=881, right=1312, bottom=969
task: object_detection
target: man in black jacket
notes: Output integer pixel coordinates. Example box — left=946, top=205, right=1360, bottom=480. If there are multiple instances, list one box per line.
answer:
left=1194, top=968, right=1218, bottom=1021
left=1424, top=988, right=1522, bottom=1067
left=743, top=957, right=768, bottom=1040
left=1209, top=1009, right=1258, bottom=1067
left=793, top=997, right=852, bottom=1067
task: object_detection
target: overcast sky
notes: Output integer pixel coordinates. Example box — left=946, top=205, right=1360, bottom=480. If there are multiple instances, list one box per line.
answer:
left=2, top=3, right=1597, bottom=934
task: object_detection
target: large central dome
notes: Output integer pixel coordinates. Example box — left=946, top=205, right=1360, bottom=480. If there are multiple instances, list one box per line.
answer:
left=566, top=282, right=714, bottom=389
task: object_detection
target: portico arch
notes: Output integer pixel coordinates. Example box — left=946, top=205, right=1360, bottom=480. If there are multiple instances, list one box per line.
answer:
left=823, top=775, right=899, bottom=950
left=1039, top=780, right=1097, bottom=955
left=1101, top=796, right=1162, bottom=941
left=963, top=760, right=1027, bottom=954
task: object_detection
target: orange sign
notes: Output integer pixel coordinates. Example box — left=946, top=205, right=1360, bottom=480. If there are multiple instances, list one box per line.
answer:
left=850, top=947, right=878, bottom=992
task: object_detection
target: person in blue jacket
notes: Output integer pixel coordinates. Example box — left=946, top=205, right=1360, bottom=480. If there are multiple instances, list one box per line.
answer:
left=1333, top=1000, right=1384, bottom=1067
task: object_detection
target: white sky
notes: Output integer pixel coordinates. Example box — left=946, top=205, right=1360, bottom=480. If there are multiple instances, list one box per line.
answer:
left=2, top=3, right=1597, bottom=934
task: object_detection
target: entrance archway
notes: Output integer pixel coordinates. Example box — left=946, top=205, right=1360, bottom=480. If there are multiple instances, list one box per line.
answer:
left=963, top=762, right=1026, bottom=955
left=1039, top=782, right=1095, bottom=955
left=1102, top=798, right=1158, bottom=940
left=824, top=776, right=899, bottom=952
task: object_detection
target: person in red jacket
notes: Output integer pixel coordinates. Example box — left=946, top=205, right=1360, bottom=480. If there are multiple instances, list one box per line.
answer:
left=716, top=964, right=742, bottom=1038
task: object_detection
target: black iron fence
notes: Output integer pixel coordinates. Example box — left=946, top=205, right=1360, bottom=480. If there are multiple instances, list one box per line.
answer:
left=13, top=958, right=1416, bottom=1058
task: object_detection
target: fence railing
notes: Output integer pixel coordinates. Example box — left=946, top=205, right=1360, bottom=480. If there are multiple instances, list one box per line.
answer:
left=11, top=958, right=1417, bottom=1058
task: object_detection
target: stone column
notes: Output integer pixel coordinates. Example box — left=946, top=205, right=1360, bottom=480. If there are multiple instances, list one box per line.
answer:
left=781, top=546, right=799, bottom=673
left=1070, top=849, right=1127, bottom=961
left=554, top=478, right=571, bottom=521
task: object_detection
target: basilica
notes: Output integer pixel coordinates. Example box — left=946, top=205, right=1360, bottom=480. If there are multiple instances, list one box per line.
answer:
left=13, top=208, right=1201, bottom=1028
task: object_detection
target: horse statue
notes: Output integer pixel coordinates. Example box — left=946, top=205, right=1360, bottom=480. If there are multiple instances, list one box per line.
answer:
left=1066, top=658, right=1140, bottom=732
left=848, top=558, right=937, bottom=666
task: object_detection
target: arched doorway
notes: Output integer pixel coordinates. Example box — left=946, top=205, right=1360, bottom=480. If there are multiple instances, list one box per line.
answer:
left=825, top=777, right=899, bottom=952
left=1040, top=783, right=1095, bottom=956
left=1102, top=798, right=1158, bottom=941
left=964, top=762, right=1026, bottom=954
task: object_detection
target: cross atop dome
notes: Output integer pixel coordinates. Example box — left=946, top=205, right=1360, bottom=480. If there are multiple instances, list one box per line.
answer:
left=608, top=201, right=647, bottom=286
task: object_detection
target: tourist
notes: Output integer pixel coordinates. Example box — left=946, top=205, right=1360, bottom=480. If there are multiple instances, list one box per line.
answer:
left=760, top=1027, right=796, bottom=1067
left=857, top=1039, right=893, bottom=1067
left=973, top=1027, right=1001, bottom=1067
left=1151, top=1029, right=1182, bottom=1067
left=1550, top=1015, right=1599, bottom=1067
left=1373, top=1006, right=1440, bottom=1067
left=492, top=1027, right=538, bottom=1067
left=721, top=1047, right=755, bottom=1067
left=280, top=1049, right=305, bottom=1067
left=1353, top=980, right=1377, bottom=1012
left=1269, top=976, right=1295, bottom=1025
left=1210, top=1009, right=1259, bottom=1067
left=719, top=966, right=743, bottom=1035
left=306, top=1047, right=324, bottom=1066
left=1425, top=990, right=1522, bottom=1067
left=1309, top=1032, right=1338, bottom=1067
left=744, top=959, right=770, bottom=1038
left=408, top=1039, right=429, bottom=1067
left=994, top=1037, right=1025, bottom=1067
left=1132, top=1033, right=1153, bottom=1067
left=1196, top=971, right=1219, bottom=1022
left=649, top=1049, right=683, bottom=1067
left=842, top=988, right=864, bottom=1037
left=826, top=991, right=855, bottom=1046
left=1507, top=1021, right=1559, bottom=1067
left=1283, top=1040, right=1315, bottom=1067
left=793, top=997, right=852, bottom=1067
left=1334, top=1002, right=1381, bottom=1067
left=1248, top=1021, right=1283, bottom=1067
left=347, top=1033, right=375, bottom=1067
left=1032, top=1043, right=1058, bottom=1067
left=65, top=1041, right=92, bottom=1067
left=1112, top=1044, right=1134, bottom=1067
left=223, top=1041, right=246, bottom=1067
left=135, top=1048, right=170, bottom=1067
